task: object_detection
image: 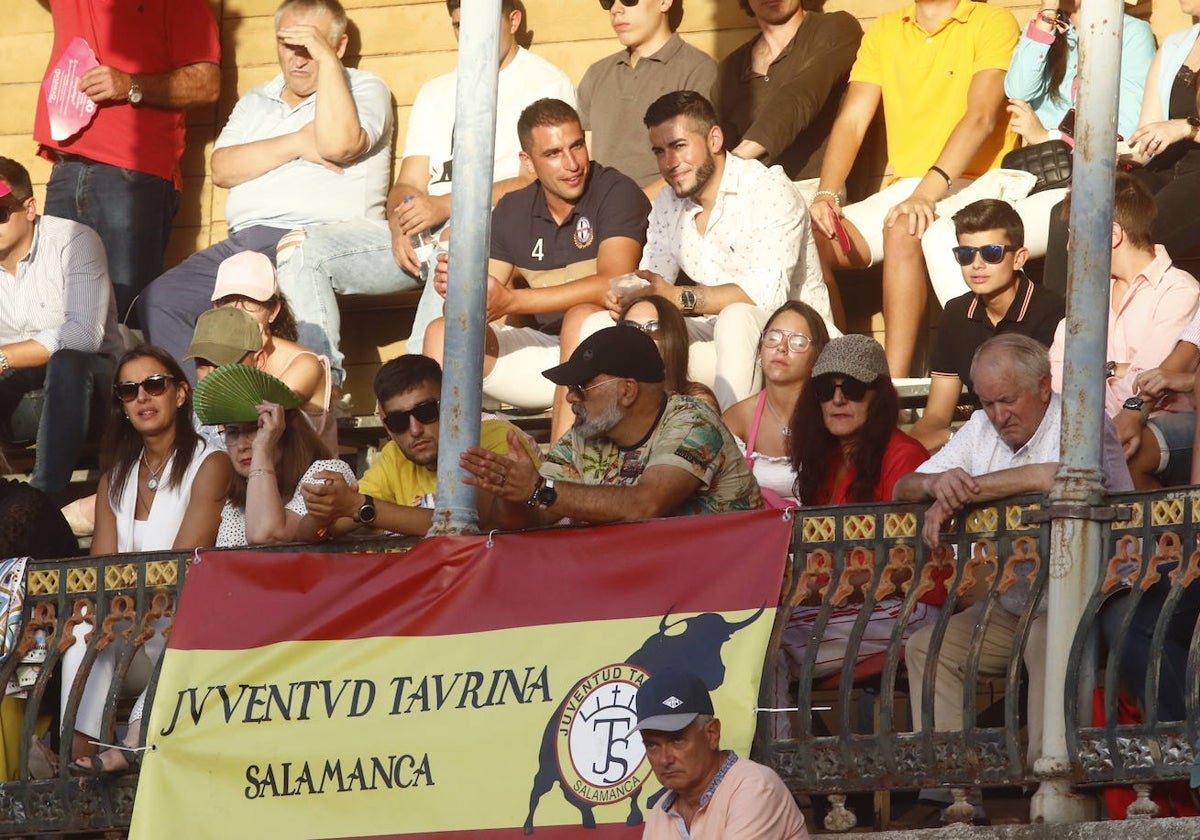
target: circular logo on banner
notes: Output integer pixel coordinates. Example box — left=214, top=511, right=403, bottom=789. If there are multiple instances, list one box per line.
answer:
left=555, top=664, right=652, bottom=805
left=574, top=216, right=594, bottom=249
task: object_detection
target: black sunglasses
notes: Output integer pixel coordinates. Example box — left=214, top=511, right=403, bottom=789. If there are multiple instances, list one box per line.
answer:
left=951, top=244, right=1017, bottom=266
left=0, top=201, right=27, bottom=224
left=381, top=399, right=439, bottom=433
left=220, top=423, right=260, bottom=446
left=617, top=319, right=661, bottom=335
left=599, top=0, right=639, bottom=8
left=813, top=376, right=870, bottom=403
left=113, top=374, right=180, bottom=403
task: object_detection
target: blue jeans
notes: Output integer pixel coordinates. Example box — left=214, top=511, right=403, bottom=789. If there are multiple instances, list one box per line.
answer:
left=275, top=220, right=424, bottom=386
left=44, top=158, right=179, bottom=326
left=138, top=226, right=285, bottom=381
left=0, top=349, right=115, bottom=505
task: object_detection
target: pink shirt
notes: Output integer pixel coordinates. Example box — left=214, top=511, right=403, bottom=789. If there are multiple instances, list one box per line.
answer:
left=1049, top=246, right=1200, bottom=417
left=643, top=752, right=810, bottom=840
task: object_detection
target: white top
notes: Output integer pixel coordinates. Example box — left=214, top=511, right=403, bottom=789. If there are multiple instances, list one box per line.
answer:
left=402, top=47, right=576, bottom=197
left=216, top=458, right=356, bottom=547
left=734, top=436, right=798, bottom=504
left=110, top=440, right=224, bottom=552
left=915, top=392, right=1133, bottom=492
left=640, top=154, right=835, bottom=330
left=0, top=216, right=122, bottom=357
left=216, top=68, right=393, bottom=231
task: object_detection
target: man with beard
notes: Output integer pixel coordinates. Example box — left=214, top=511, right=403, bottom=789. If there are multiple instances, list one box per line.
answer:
left=459, top=326, right=761, bottom=524
left=424, top=98, right=650, bottom=423
left=301, top=355, right=536, bottom=536
left=599, top=91, right=834, bottom=411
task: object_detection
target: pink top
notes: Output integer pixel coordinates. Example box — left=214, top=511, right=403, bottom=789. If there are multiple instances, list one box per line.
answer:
left=1049, top=245, right=1200, bottom=417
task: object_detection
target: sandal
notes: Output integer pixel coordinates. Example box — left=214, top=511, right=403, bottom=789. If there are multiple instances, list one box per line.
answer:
left=67, top=748, right=139, bottom=777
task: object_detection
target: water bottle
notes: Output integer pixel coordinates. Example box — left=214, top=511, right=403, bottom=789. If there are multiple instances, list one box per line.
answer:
left=402, top=195, right=437, bottom=270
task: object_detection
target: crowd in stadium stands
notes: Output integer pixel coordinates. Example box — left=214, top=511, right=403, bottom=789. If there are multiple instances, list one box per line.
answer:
left=6, top=0, right=1200, bottom=826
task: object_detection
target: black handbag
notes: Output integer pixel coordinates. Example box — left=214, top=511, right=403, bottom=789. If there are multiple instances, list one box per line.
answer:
left=1001, top=138, right=1073, bottom=194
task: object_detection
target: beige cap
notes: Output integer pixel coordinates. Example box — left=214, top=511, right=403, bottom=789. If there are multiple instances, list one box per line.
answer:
left=212, top=251, right=278, bottom=303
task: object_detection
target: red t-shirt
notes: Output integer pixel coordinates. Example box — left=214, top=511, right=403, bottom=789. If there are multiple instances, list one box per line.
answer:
left=34, top=0, right=221, bottom=188
left=817, top=428, right=928, bottom=505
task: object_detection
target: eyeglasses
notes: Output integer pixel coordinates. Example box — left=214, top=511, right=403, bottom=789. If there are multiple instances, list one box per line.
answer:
left=221, top=423, right=259, bottom=446
left=381, top=399, right=439, bottom=433
left=618, top=319, right=661, bottom=335
left=762, top=328, right=813, bottom=353
left=0, top=201, right=27, bottom=224
left=951, top=244, right=1017, bottom=266
left=599, top=0, right=639, bottom=9
left=216, top=296, right=271, bottom=314
left=113, top=374, right=180, bottom=402
left=812, top=376, right=870, bottom=403
left=567, top=378, right=622, bottom=400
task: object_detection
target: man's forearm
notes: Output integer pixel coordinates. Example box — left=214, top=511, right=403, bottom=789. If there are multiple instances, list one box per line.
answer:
left=313, top=63, right=367, bottom=163
left=136, top=62, right=220, bottom=110
left=0, top=340, right=51, bottom=369
left=211, top=133, right=304, bottom=188
left=676, top=283, right=756, bottom=316
left=542, top=482, right=678, bottom=524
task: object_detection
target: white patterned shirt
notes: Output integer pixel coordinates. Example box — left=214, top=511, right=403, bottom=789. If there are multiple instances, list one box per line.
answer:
left=0, top=215, right=121, bottom=357
left=639, top=154, right=832, bottom=325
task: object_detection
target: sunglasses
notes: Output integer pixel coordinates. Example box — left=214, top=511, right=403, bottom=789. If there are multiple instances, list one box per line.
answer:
left=813, top=376, right=870, bottom=403
left=762, top=328, right=813, bottom=353
left=599, top=0, right=639, bottom=8
left=381, top=399, right=439, bottom=433
left=568, top=378, right=622, bottom=400
left=618, top=319, right=661, bottom=335
left=221, top=423, right=259, bottom=446
left=113, top=374, right=180, bottom=403
left=951, top=244, right=1017, bottom=266
left=0, top=201, right=27, bottom=224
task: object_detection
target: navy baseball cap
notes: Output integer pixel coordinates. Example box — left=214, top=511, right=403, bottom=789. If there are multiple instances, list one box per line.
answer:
left=634, top=669, right=715, bottom=732
left=543, top=325, right=666, bottom=387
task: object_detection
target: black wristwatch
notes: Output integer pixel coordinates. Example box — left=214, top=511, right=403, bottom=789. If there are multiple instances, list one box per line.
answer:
left=679, top=289, right=697, bottom=314
left=527, top=477, right=557, bottom=510
left=355, top=494, right=377, bottom=524
left=1123, top=396, right=1149, bottom=419
left=1105, top=360, right=1117, bottom=380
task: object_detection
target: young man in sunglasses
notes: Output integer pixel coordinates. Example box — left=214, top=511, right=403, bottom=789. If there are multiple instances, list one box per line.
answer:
left=0, top=157, right=123, bottom=505
left=460, top=326, right=761, bottom=524
left=894, top=334, right=1131, bottom=825
left=577, top=0, right=716, bottom=197
left=909, top=199, right=1063, bottom=452
left=300, top=355, right=536, bottom=537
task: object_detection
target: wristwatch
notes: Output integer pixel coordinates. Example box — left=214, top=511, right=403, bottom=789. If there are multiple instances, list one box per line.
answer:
left=1105, top=360, right=1117, bottom=380
left=1122, top=396, right=1150, bottom=419
left=1188, top=116, right=1200, bottom=139
left=355, top=494, right=377, bottom=524
left=127, top=80, right=143, bottom=106
left=679, top=289, right=697, bottom=314
left=527, top=477, right=557, bottom=510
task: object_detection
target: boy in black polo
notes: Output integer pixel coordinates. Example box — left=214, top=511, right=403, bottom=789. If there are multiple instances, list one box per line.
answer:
left=909, top=199, right=1065, bottom=452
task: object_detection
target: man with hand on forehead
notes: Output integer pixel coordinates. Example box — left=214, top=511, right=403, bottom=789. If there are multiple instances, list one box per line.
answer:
left=301, top=355, right=536, bottom=537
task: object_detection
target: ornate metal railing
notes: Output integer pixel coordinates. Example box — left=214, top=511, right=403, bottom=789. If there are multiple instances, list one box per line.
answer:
left=0, top=491, right=1198, bottom=836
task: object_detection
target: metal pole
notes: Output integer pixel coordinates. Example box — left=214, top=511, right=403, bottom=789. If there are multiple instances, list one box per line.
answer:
left=430, top=0, right=501, bottom=536
left=1032, top=0, right=1122, bottom=822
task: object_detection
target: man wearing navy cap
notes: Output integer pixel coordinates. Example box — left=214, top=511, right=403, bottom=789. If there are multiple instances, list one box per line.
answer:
left=635, top=669, right=809, bottom=839
left=460, top=325, right=760, bottom=524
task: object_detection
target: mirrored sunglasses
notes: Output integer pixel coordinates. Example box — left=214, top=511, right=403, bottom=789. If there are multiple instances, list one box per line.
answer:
left=221, top=423, right=259, bottom=446
left=812, top=376, right=870, bottom=403
left=951, top=244, right=1017, bottom=266
left=762, top=328, right=812, bottom=353
left=617, top=319, right=661, bottom=335
left=381, top=398, right=439, bottom=433
left=113, top=374, right=180, bottom=403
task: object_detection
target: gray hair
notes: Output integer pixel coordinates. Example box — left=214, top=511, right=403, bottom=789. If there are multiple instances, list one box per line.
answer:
left=970, top=333, right=1050, bottom=392
left=275, top=0, right=349, bottom=43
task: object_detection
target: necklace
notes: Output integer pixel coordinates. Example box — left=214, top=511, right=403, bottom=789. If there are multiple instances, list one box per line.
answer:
left=141, top=450, right=166, bottom=491
left=764, top=394, right=792, bottom=438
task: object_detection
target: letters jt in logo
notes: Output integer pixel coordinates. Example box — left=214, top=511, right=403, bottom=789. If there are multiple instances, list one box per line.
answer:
left=522, top=606, right=765, bottom=834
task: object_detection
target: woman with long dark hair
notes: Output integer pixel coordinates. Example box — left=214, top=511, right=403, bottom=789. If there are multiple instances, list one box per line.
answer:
left=723, top=301, right=829, bottom=508
left=617, top=295, right=718, bottom=411
left=66, top=344, right=229, bottom=773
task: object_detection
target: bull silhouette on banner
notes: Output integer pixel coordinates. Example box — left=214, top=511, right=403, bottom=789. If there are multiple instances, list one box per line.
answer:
left=522, top=606, right=766, bottom=834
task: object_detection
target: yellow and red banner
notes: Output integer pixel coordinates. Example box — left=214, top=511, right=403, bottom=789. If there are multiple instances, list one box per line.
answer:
left=130, top=510, right=792, bottom=839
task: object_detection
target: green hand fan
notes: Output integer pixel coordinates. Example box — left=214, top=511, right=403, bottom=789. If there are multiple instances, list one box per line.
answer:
left=193, top=363, right=302, bottom=425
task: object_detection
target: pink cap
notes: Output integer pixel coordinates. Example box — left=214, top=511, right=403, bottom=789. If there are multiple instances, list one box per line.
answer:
left=212, top=251, right=278, bottom=303
left=0, top=182, right=11, bottom=199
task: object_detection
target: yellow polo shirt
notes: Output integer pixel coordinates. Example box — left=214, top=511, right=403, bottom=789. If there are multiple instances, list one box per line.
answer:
left=850, top=0, right=1019, bottom=179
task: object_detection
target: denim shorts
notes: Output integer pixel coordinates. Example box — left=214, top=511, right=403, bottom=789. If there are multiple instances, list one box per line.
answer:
left=1148, top=411, right=1195, bottom=486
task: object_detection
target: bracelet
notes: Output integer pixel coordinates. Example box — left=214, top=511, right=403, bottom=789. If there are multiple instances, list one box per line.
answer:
left=928, top=165, right=953, bottom=189
left=812, top=189, right=841, bottom=207
left=1037, top=9, right=1068, bottom=31
left=248, top=468, right=275, bottom=479
left=0, top=350, right=9, bottom=372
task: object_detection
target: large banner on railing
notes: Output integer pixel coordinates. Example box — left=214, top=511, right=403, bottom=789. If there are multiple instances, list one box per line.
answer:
left=129, top=510, right=791, bottom=840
